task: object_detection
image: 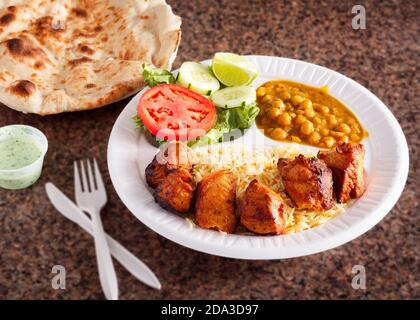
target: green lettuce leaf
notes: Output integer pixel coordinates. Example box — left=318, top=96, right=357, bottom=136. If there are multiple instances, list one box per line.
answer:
left=187, top=103, right=260, bottom=147
left=187, top=124, right=229, bottom=147
left=216, top=102, right=260, bottom=130
left=142, top=64, right=175, bottom=87
left=132, top=115, right=166, bottom=146
left=132, top=115, right=146, bottom=130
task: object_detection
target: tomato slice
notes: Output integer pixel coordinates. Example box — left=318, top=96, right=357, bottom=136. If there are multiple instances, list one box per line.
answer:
left=137, top=84, right=217, bottom=141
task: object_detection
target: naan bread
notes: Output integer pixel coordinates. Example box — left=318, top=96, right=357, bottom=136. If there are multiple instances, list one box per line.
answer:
left=0, top=0, right=181, bottom=115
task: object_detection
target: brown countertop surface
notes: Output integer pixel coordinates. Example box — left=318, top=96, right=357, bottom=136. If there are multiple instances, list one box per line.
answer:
left=0, top=0, right=418, bottom=299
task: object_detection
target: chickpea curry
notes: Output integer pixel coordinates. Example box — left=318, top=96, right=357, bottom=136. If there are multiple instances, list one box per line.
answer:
left=256, top=80, right=368, bottom=148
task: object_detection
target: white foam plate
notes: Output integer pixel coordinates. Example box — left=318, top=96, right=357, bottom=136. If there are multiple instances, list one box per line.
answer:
left=107, top=56, right=409, bottom=259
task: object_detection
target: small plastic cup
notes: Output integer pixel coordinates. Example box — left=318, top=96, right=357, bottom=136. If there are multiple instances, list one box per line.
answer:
left=0, top=125, right=48, bottom=190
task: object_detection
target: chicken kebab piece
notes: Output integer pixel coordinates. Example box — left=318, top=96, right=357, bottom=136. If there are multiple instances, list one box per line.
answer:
left=318, top=142, right=366, bottom=203
left=195, top=170, right=237, bottom=233
left=278, top=155, right=334, bottom=211
left=145, top=141, right=194, bottom=188
left=145, top=142, right=195, bottom=214
left=239, top=180, right=285, bottom=235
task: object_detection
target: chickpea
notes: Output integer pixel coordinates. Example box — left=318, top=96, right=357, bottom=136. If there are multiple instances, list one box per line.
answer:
left=323, top=136, right=336, bottom=148
left=304, top=107, right=315, bottom=118
left=330, top=130, right=345, bottom=138
left=309, top=131, right=321, bottom=144
left=351, top=124, right=361, bottom=134
left=268, top=107, right=280, bottom=120
left=337, top=123, right=351, bottom=134
left=290, top=136, right=302, bottom=143
left=263, top=94, right=273, bottom=103
left=320, top=128, right=329, bottom=136
left=257, top=87, right=266, bottom=97
left=280, top=91, right=291, bottom=101
left=277, top=113, right=292, bottom=126
left=296, top=109, right=305, bottom=115
left=348, top=118, right=357, bottom=125
left=271, top=128, right=288, bottom=140
left=299, top=99, right=313, bottom=110
left=313, top=116, right=322, bottom=125
left=289, top=112, right=297, bottom=118
left=291, top=95, right=305, bottom=106
left=294, top=115, right=307, bottom=125
left=267, top=89, right=276, bottom=97
left=327, top=115, right=338, bottom=127
left=350, top=133, right=360, bottom=142
left=273, top=99, right=285, bottom=110
left=320, top=106, right=330, bottom=114
left=340, top=135, right=349, bottom=143
left=301, top=121, right=314, bottom=135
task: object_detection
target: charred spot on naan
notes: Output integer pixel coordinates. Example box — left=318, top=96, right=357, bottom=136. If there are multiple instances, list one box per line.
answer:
left=77, top=44, right=95, bottom=55
left=94, top=25, right=103, bottom=32
left=71, top=8, right=88, bottom=18
left=72, top=28, right=98, bottom=38
left=7, top=6, right=17, bottom=13
left=7, top=80, right=36, bottom=97
left=0, top=13, right=15, bottom=26
left=4, top=37, right=51, bottom=69
left=31, top=16, right=66, bottom=40
left=68, top=56, right=93, bottom=68
left=6, top=38, right=36, bottom=57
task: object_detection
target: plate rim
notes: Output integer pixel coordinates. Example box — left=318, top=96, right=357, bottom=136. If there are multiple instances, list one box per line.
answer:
left=107, top=55, right=409, bottom=260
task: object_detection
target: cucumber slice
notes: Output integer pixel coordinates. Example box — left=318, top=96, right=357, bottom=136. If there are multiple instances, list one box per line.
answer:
left=177, top=62, right=220, bottom=95
left=210, top=86, right=256, bottom=109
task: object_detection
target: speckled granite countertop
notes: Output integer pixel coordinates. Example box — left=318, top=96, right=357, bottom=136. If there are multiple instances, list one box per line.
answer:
left=0, top=0, right=418, bottom=299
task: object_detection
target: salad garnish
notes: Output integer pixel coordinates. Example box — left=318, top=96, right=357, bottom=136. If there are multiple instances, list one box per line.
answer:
left=135, top=53, right=260, bottom=147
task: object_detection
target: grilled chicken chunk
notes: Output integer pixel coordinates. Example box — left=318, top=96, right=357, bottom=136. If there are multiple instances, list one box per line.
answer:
left=145, top=142, right=195, bottom=214
left=278, top=155, right=334, bottom=211
left=145, top=142, right=194, bottom=189
left=318, top=142, right=366, bottom=203
left=145, top=157, right=172, bottom=189
left=154, top=168, right=194, bottom=214
left=239, top=180, right=285, bottom=235
left=195, top=170, right=237, bottom=233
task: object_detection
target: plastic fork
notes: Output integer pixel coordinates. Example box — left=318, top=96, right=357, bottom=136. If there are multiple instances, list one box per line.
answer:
left=74, top=159, right=118, bottom=300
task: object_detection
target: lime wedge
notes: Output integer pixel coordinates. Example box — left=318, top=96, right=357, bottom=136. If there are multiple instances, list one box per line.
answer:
left=212, top=52, right=258, bottom=87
